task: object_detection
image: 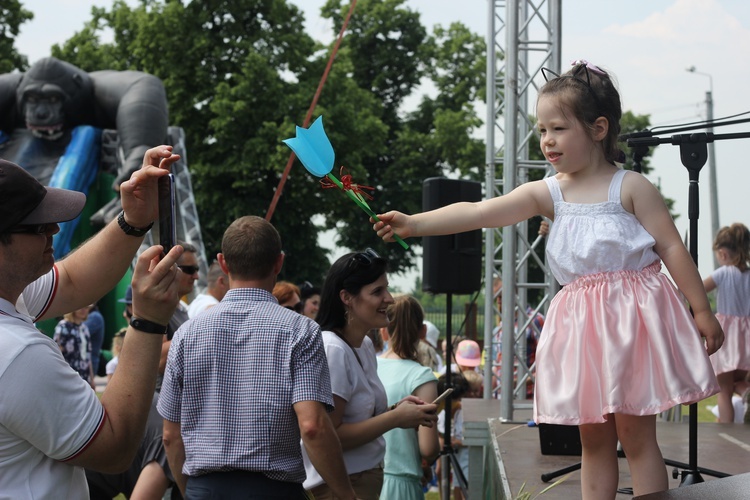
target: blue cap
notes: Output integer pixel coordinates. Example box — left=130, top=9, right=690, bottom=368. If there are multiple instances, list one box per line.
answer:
left=118, top=285, right=133, bottom=304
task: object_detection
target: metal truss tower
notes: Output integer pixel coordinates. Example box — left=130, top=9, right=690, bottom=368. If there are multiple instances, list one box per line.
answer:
left=482, top=0, right=562, bottom=421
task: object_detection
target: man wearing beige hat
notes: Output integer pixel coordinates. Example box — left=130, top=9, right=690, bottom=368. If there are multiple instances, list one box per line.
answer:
left=0, top=147, right=184, bottom=498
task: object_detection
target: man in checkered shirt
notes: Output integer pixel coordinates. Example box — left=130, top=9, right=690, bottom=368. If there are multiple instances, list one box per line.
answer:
left=158, top=215, right=357, bottom=499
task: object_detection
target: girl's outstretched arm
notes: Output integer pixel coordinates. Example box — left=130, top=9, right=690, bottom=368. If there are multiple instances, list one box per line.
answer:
left=626, top=172, right=724, bottom=355
left=374, top=180, right=552, bottom=243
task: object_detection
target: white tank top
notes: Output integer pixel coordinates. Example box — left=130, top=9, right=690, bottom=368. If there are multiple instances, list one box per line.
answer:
left=544, top=169, right=659, bottom=285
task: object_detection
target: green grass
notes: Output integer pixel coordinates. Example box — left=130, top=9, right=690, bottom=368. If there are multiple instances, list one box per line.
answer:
left=697, top=394, right=719, bottom=422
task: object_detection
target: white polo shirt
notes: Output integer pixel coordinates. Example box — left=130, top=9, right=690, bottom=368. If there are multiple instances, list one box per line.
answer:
left=0, top=267, right=105, bottom=499
left=186, top=292, right=219, bottom=318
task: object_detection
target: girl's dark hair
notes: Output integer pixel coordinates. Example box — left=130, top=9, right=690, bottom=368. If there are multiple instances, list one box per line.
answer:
left=317, top=250, right=388, bottom=333
left=538, top=62, right=624, bottom=165
left=437, top=372, right=469, bottom=400
left=386, top=295, right=424, bottom=362
left=713, top=223, right=750, bottom=272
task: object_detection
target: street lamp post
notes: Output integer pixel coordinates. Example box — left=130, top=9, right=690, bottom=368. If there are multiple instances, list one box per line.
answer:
left=687, top=66, right=719, bottom=254
left=686, top=66, right=719, bottom=263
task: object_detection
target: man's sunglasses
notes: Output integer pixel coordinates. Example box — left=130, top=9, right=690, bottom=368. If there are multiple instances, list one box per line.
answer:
left=177, top=265, right=200, bottom=275
left=6, top=223, right=53, bottom=235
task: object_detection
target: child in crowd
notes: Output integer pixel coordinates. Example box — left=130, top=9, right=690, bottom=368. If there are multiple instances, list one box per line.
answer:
left=454, top=339, right=482, bottom=373
left=54, top=306, right=95, bottom=390
left=106, top=328, right=126, bottom=382
left=703, top=223, right=750, bottom=423
left=432, top=371, right=482, bottom=499
left=377, top=296, right=440, bottom=499
left=374, top=60, right=722, bottom=498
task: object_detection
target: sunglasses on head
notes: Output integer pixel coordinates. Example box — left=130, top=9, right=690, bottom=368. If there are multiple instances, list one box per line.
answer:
left=178, top=265, right=200, bottom=275
left=6, top=223, right=53, bottom=235
left=348, top=248, right=381, bottom=269
left=285, top=302, right=303, bottom=313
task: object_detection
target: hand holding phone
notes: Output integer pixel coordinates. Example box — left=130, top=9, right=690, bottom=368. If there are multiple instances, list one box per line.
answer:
left=157, top=173, right=176, bottom=254
left=432, top=388, right=453, bottom=405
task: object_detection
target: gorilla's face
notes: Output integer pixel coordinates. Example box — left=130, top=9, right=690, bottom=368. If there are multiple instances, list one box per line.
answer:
left=22, top=86, right=66, bottom=140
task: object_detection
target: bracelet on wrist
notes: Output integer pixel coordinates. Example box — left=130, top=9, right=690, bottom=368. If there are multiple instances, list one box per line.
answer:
left=390, top=403, right=398, bottom=411
left=130, top=316, right=168, bottom=335
left=117, top=210, right=153, bottom=237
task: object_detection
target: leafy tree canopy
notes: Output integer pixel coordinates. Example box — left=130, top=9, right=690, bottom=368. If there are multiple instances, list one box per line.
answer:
left=18, top=0, right=658, bottom=286
left=0, top=0, right=33, bottom=72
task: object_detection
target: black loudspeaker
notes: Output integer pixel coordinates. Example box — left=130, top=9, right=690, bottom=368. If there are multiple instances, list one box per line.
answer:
left=538, top=424, right=582, bottom=456
left=422, top=178, right=482, bottom=294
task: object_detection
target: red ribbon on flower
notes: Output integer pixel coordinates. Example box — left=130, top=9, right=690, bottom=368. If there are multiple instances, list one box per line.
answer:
left=320, top=166, right=375, bottom=201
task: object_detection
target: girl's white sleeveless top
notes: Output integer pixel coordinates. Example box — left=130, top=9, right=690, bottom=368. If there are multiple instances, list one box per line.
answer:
left=544, top=169, right=660, bottom=285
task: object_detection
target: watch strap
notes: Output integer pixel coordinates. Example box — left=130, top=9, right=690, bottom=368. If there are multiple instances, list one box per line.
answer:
left=130, top=316, right=168, bottom=335
left=117, top=210, right=154, bottom=237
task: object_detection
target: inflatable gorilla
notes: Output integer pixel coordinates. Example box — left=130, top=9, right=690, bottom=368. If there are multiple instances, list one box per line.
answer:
left=0, top=57, right=168, bottom=194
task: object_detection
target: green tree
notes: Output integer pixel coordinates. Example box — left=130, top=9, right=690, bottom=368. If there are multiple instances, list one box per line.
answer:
left=0, top=0, right=33, bottom=72
left=37, top=0, right=642, bottom=284
left=50, top=0, right=340, bottom=281
left=318, top=1, right=486, bottom=272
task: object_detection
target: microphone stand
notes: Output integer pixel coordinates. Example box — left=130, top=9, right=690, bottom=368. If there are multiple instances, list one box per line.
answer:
left=439, top=291, right=472, bottom=498
left=626, top=127, right=750, bottom=485
left=440, top=292, right=454, bottom=500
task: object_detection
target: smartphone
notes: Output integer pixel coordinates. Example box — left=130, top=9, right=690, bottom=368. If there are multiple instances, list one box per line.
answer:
left=432, top=388, right=454, bottom=405
left=158, top=173, right=176, bottom=254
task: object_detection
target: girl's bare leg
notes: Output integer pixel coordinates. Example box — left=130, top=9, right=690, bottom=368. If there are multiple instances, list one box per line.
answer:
left=579, top=417, right=619, bottom=500
left=615, top=413, right=668, bottom=496
left=716, top=371, right=736, bottom=423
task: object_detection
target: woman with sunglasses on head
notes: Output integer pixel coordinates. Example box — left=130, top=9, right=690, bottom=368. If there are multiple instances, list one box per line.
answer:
left=298, top=281, right=322, bottom=320
left=374, top=61, right=723, bottom=498
left=302, top=249, right=438, bottom=500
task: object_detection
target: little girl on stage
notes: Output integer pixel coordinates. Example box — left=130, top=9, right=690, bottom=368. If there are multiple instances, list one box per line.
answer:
left=373, top=60, right=723, bottom=498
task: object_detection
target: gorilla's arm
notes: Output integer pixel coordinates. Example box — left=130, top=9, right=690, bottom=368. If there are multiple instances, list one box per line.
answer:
left=0, top=72, right=23, bottom=132
left=90, top=70, right=169, bottom=186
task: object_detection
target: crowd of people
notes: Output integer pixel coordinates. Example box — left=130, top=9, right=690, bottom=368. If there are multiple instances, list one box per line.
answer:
left=2, top=58, right=749, bottom=500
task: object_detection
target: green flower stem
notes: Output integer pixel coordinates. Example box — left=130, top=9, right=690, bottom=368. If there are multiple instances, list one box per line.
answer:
left=325, top=173, right=409, bottom=250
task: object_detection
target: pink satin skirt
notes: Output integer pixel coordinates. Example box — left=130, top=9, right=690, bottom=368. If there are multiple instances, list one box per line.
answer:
left=534, top=261, right=720, bottom=425
left=710, top=313, right=750, bottom=375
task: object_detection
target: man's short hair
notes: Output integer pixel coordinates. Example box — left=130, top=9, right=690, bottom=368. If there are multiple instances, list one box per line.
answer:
left=177, top=241, right=197, bottom=254
left=206, top=261, right=225, bottom=287
left=221, top=216, right=281, bottom=280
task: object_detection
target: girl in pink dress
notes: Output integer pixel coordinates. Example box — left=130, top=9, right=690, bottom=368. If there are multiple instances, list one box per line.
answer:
left=372, top=60, right=723, bottom=499
left=703, top=223, right=750, bottom=422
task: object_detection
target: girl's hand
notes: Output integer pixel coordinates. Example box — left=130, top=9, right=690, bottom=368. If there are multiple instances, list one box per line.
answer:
left=693, top=310, right=724, bottom=355
left=372, top=211, right=413, bottom=242
left=393, top=401, right=438, bottom=429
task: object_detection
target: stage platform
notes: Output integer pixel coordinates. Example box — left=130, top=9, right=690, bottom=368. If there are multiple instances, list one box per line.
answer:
left=462, top=399, right=750, bottom=499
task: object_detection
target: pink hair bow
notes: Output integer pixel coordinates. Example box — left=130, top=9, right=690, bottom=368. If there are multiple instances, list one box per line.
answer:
left=570, top=59, right=604, bottom=75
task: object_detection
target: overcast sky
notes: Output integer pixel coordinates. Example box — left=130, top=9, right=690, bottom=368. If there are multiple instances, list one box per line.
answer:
left=15, top=0, right=750, bottom=288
